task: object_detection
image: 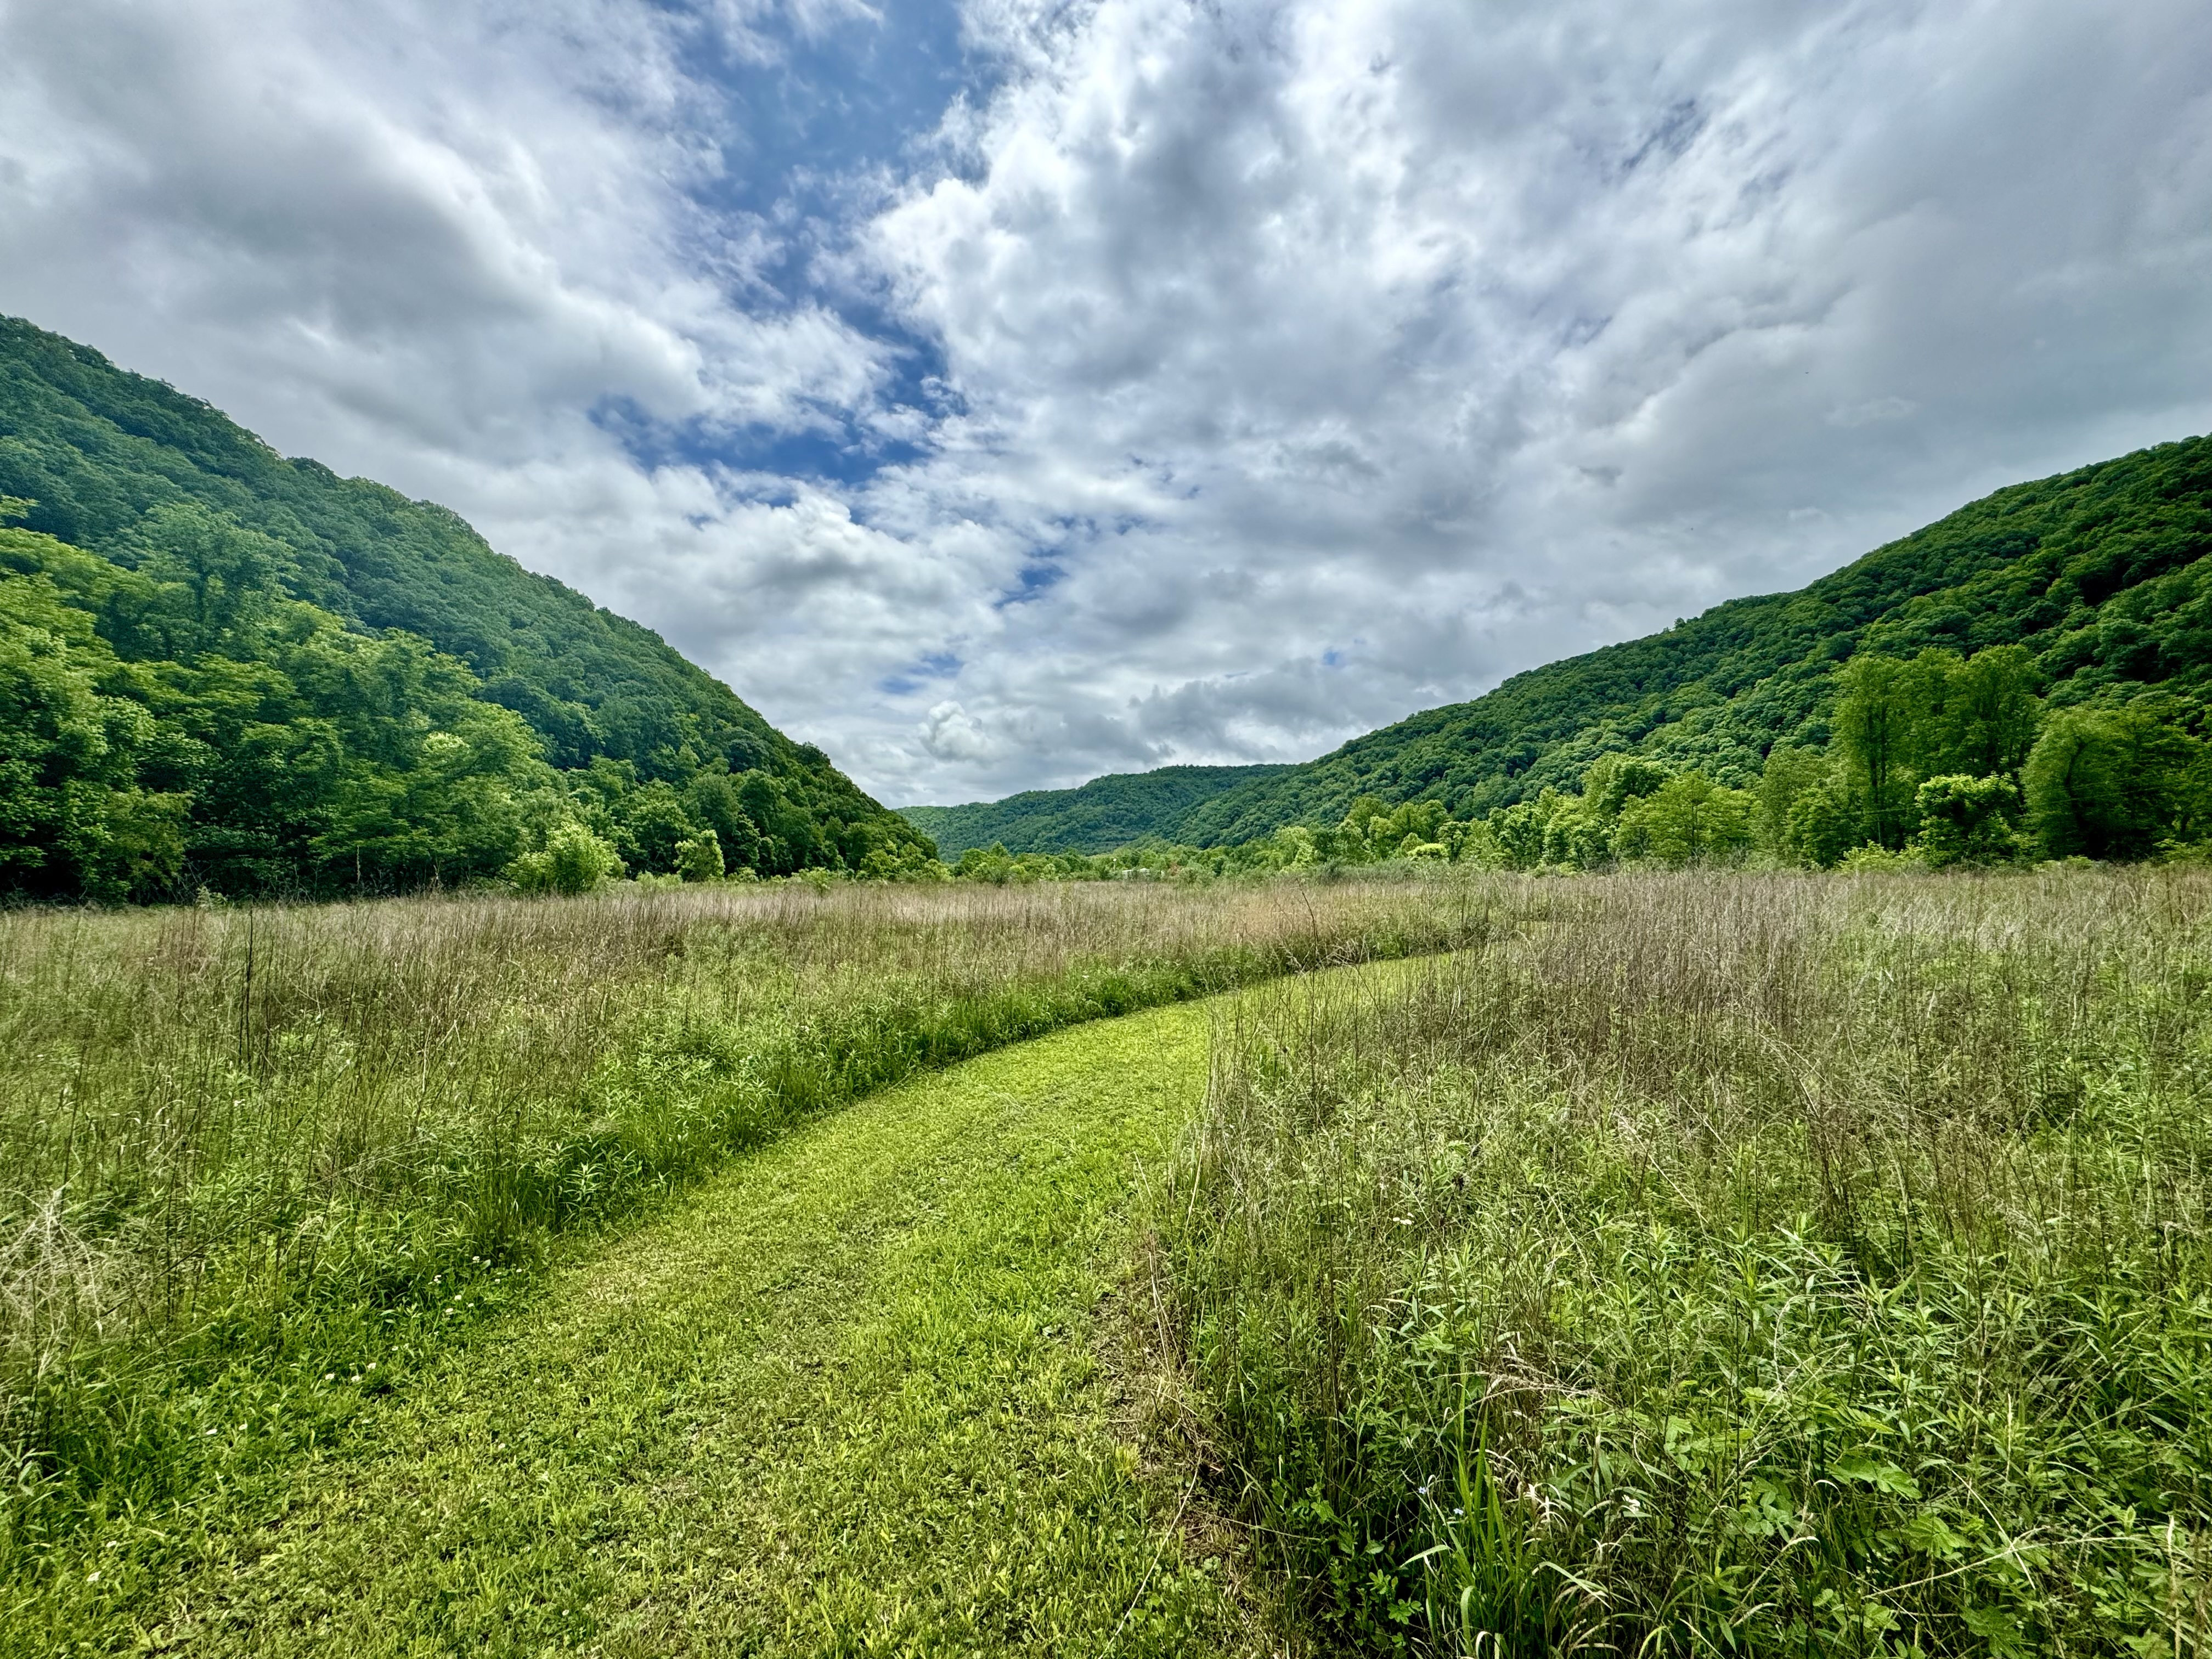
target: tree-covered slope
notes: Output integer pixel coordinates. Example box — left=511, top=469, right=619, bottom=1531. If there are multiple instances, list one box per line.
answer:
left=1178, top=436, right=2212, bottom=845
left=0, top=315, right=934, bottom=896
left=899, top=763, right=1290, bottom=855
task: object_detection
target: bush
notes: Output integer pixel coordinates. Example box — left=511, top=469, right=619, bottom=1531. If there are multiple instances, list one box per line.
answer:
left=506, top=820, right=624, bottom=894
left=674, top=830, right=725, bottom=884
left=1909, top=773, right=2021, bottom=866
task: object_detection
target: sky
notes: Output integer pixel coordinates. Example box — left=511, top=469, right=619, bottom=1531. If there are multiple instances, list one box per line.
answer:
left=1, top=0, right=2208, bottom=806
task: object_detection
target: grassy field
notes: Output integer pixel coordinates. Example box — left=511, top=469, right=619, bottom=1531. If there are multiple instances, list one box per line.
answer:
left=1153, top=867, right=2212, bottom=1655
left=12, top=992, right=1297, bottom=1656
left=13, top=867, right=2211, bottom=1656
left=0, top=877, right=1486, bottom=1624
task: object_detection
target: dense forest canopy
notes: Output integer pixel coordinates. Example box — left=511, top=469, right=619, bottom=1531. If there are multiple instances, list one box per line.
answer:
left=1175, top=433, right=2212, bottom=844
left=899, top=763, right=1290, bottom=857
left=0, top=316, right=935, bottom=899
left=8, top=303, right=2206, bottom=901
left=928, top=435, right=2212, bottom=873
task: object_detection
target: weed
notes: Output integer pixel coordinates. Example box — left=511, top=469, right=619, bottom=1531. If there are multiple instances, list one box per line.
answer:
left=1153, top=866, right=2212, bottom=1655
left=0, top=877, right=1484, bottom=1583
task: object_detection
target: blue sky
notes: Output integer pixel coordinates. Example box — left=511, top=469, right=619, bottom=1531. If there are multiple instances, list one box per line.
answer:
left=2, top=0, right=2210, bottom=804
left=618, top=0, right=973, bottom=487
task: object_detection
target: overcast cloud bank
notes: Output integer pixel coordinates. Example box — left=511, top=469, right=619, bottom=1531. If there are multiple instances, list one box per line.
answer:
left=2, top=0, right=2207, bottom=802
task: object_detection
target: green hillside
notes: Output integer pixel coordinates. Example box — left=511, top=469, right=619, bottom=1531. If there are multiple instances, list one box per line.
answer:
left=0, top=315, right=935, bottom=898
left=899, top=763, right=1290, bottom=855
left=1178, top=435, right=2212, bottom=845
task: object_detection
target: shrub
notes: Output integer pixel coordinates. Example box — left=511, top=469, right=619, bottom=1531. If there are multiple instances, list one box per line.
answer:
left=1909, top=772, right=2021, bottom=866
left=507, top=820, right=624, bottom=894
left=674, top=830, right=725, bottom=884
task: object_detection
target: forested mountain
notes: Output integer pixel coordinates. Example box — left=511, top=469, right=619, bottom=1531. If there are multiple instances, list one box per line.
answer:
left=927, top=436, right=2210, bottom=871
left=0, top=316, right=935, bottom=899
left=12, top=300, right=2202, bottom=899
left=1175, top=436, right=2211, bottom=845
left=899, top=763, right=1289, bottom=855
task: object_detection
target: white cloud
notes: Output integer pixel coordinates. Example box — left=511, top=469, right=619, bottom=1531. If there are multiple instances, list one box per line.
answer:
left=849, top=0, right=2212, bottom=799
left=1, top=0, right=2207, bottom=807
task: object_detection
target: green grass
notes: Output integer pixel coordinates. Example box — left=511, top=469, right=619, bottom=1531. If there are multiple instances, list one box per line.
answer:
left=13, top=993, right=1297, bottom=1656
left=2, top=879, right=1487, bottom=1641
left=1153, top=867, right=2212, bottom=1655
left=27, top=868, right=2197, bottom=1655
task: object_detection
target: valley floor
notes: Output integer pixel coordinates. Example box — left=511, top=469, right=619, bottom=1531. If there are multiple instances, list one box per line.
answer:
left=47, top=995, right=1282, bottom=1657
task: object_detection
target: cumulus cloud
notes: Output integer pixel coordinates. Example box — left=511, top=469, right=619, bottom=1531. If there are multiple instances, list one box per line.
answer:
left=859, top=0, right=2212, bottom=798
left=1, top=0, right=2207, bottom=805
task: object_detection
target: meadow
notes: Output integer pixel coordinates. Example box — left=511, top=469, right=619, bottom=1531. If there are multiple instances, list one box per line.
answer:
left=1153, top=867, right=2212, bottom=1655
left=0, top=876, right=1484, bottom=1601
left=10, top=865, right=2211, bottom=1656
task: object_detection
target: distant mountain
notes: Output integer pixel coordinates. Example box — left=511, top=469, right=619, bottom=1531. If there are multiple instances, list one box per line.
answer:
left=1170, top=436, right=2211, bottom=846
left=899, top=763, right=1293, bottom=855
left=0, top=315, right=934, bottom=898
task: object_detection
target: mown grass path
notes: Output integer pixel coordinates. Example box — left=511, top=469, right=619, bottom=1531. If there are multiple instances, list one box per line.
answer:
left=80, top=998, right=1265, bottom=1657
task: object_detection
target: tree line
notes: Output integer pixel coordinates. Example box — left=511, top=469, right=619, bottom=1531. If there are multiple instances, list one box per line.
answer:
left=945, top=644, right=2208, bottom=882
left=1172, top=436, right=2212, bottom=849
left=0, top=508, right=936, bottom=901
left=11, top=505, right=2202, bottom=900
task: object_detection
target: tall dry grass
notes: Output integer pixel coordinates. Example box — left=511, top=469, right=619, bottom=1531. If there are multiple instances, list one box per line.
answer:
left=1154, top=866, right=2212, bottom=1655
left=0, top=875, right=1486, bottom=1575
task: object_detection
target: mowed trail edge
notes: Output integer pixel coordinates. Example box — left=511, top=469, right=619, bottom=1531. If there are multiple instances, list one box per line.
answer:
left=76, top=990, right=1303, bottom=1658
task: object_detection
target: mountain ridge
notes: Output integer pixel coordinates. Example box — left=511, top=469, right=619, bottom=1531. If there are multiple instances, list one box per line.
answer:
left=0, top=314, right=935, bottom=896
left=898, top=763, right=1292, bottom=856
left=922, top=435, right=2212, bottom=854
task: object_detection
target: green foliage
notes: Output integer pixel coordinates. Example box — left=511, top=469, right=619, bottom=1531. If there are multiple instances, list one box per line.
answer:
left=1910, top=773, right=2022, bottom=866
left=1140, top=434, right=2212, bottom=845
left=0, top=315, right=934, bottom=898
left=1823, top=646, right=2050, bottom=857
left=506, top=820, right=624, bottom=894
left=674, top=828, right=725, bottom=883
left=1156, top=872, right=2212, bottom=1655
left=1923, top=642, right=2041, bottom=775
left=1783, top=781, right=1862, bottom=868
left=1760, top=746, right=1843, bottom=861
left=1612, top=770, right=1753, bottom=865
left=1581, top=751, right=1672, bottom=818
left=1059, top=633, right=2200, bottom=876
left=1832, top=652, right=1921, bottom=848
left=0, top=557, right=185, bottom=899
left=900, top=763, right=1292, bottom=856
left=930, top=635, right=2198, bottom=877
left=683, top=769, right=763, bottom=870
left=919, top=439, right=2207, bottom=876
left=2024, top=703, right=2209, bottom=860
left=0, top=523, right=552, bottom=896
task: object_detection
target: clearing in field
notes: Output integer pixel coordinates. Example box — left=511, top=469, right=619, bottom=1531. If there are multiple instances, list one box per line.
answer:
left=7, top=868, right=2212, bottom=1657
left=32, top=994, right=1284, bottom=1654
left=1, top=879, right=1474, bottom=1652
